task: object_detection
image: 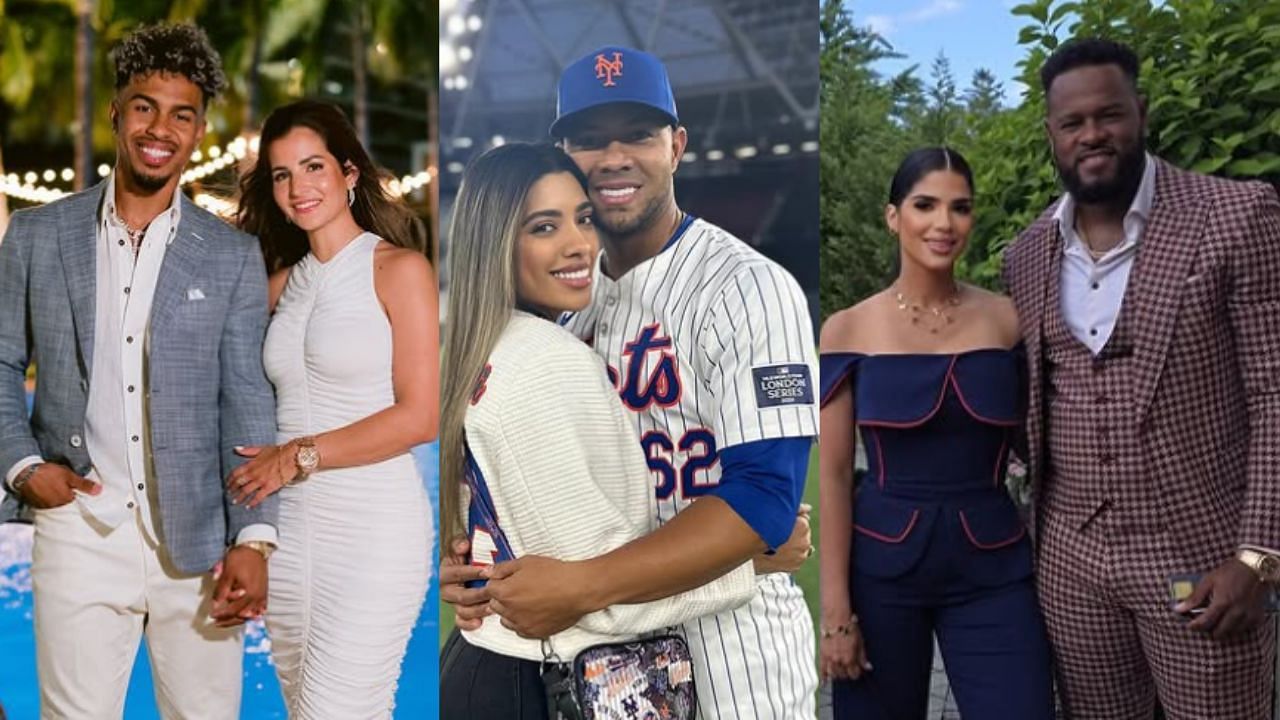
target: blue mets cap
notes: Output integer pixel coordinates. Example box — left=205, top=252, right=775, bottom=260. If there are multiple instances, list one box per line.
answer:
left=550, top=46, right=679, bottom=138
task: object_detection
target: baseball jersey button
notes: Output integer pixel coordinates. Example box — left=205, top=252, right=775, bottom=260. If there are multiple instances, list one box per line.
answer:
left=599, top=323, right=609, bottom=333
left=606, top=296, right=617, bottom=306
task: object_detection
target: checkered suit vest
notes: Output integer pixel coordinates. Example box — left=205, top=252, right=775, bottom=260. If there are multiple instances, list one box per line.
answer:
left=1043, top=269, right=1161, bottom=533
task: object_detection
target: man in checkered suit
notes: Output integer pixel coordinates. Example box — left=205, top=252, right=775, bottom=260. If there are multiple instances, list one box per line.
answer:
left=1003, top=38, right=1280, bottom=719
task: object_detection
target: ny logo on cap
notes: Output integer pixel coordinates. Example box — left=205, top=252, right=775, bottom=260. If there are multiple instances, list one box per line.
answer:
left=595, top=51, right=623, bottom=87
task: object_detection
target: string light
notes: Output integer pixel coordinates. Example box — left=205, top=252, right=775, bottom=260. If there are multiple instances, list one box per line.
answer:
left=2, top=134, right=433, bottom=207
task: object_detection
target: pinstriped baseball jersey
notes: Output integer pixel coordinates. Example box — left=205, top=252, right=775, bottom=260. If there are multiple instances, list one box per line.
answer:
left=563, top=216, right=819, bottom=718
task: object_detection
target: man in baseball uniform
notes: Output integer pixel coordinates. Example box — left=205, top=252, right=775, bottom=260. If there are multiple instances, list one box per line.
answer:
left=444, top=47, right=820, bottom=717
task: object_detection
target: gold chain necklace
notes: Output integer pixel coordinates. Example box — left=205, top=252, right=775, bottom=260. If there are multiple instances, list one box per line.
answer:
left=894, top=285, right=962, bottom=334
left=1077, top=223, right=1113, bottom=263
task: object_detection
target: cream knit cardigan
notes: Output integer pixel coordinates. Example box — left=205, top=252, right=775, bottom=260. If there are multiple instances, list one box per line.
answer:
left=460, top=312, right=757, bottom=662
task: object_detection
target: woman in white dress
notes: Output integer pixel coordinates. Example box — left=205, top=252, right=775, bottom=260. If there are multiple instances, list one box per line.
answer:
left=230, top=99, right=438, bottom=719
left=438, top=143, right=756, bottom=719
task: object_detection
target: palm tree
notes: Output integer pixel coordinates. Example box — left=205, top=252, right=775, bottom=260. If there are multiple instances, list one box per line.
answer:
left=74, top=0, right=96, bottom=191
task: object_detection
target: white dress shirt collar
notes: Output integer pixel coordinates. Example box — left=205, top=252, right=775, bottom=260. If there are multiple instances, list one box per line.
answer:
left=100, top=172, right=183, bottom=237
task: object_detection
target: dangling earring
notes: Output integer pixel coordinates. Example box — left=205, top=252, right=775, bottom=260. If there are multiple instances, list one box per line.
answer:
left=347, top=187, right=355, bottom=207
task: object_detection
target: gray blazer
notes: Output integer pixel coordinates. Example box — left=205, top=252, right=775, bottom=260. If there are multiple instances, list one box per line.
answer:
left=0, top=182, right=279, bottom=574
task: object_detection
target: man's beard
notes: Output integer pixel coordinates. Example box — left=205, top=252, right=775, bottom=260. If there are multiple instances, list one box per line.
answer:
left=1058, top=142, right=1146, bottom=207
left=122, top=158, right=176, bottom=193
left=593, top=193, right=666, bottom=240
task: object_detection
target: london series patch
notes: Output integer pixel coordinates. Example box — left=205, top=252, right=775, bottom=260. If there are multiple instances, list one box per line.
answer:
left=752, top=364, right=813, bottom=408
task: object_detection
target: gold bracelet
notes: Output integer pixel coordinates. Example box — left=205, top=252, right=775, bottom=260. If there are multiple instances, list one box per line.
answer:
left=820, top=614, right=858, bottom=639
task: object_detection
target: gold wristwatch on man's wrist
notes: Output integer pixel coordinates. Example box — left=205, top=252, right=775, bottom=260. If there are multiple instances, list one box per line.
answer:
left=238, top=540, right=276, bottom=561
left=1237, top=549, right=1280, bottom=585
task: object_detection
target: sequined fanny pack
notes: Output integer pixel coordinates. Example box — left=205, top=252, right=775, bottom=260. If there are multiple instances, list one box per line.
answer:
left=542, top=634, right=698, bottom=720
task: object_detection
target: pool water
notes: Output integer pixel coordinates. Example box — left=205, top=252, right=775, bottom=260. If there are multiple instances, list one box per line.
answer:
left=0, top=441, right=439, bottom=719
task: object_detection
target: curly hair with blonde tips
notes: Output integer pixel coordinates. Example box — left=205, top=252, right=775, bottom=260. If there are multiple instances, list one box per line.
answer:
left=111, top=23, right=227, bottom=106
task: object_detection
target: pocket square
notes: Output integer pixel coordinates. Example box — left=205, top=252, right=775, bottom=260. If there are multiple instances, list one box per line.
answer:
left=186, top=288, right=206, bottom=301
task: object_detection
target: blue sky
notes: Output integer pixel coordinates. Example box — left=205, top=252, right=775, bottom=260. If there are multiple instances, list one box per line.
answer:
left=846, top=0, right=1032, bottom=105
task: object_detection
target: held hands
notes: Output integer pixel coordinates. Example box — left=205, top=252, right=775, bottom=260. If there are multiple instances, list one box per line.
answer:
left=228, top=443, right=297, bottom=508
left=209, top=545, right=268, bottom=628
left=753, top=503, right=813, bottom=574
left=486, top=555, right=594, bottom=639
left=14, top=464, right=101, bottom=509
left=819, top=613, right=873, bottom=682
left=441, top=536, right=492, bottom=631
left=1176, top=557, right=1270, bottom=640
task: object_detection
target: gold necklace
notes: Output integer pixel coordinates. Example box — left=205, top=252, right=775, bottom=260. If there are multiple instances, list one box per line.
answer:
left=894, top=285, right=962, bottom=334
left=1077, top=223, right=1113, bottom=263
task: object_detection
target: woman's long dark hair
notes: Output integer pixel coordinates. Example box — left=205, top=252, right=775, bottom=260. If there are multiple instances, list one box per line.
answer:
left=237, top=99, right=430, bottom=271
left=439, top=142, right=589, bottom=545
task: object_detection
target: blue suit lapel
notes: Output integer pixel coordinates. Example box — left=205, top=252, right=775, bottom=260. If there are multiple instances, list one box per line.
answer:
left=57, top=184, right=106, bottom=374
left=150, top=198, right=210, bottom=335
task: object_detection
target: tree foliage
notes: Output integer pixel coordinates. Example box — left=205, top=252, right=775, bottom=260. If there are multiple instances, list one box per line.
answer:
left=821, top=0, right=1280, bottom=318
left=818, top=0, right=911, bottom=318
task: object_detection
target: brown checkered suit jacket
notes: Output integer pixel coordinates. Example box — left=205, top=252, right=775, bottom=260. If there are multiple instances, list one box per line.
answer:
left=1002, top=157, right=1280, bottom=567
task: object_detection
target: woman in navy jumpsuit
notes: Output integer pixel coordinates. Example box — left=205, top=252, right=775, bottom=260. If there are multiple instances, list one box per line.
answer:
left=818, top=147, right=1054, bottom=719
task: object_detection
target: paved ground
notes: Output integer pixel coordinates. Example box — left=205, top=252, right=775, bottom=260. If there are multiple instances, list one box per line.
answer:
left=817, top=644, right=960, bottom=719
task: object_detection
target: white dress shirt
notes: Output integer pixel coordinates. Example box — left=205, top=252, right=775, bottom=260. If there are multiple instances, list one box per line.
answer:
left=7, top=174, right=274, bottom=548
left=1056, top=153, right=1157, bottom=354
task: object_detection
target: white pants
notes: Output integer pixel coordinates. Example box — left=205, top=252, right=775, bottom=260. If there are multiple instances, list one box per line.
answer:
left=30, top=501, right=242, bottom=719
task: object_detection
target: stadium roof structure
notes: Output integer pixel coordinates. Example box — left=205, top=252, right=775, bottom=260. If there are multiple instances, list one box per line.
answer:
left=439, top=0, right=819, bottom=186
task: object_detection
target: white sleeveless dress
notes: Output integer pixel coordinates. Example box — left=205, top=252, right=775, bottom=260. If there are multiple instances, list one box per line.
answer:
left=262, top=232, right=432, bottom=719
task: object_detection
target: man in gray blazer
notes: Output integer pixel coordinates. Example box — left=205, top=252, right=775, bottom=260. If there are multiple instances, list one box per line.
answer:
left=0, top=24, right=278, bottom=718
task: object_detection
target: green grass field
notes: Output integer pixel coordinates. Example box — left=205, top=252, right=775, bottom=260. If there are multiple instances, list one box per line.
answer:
left=440, top=446, right=822, bottom=652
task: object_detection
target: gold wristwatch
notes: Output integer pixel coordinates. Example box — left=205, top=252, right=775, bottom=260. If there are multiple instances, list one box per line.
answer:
left=291, top=436, right=320, bottom=484
left=238, top=540, right=276, bottom=561
left=1238, top=549, right=1280, bottom=585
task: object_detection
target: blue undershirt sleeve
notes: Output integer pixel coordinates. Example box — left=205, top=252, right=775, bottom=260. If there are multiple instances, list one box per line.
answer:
left=711, top=436, right=812, bottom=550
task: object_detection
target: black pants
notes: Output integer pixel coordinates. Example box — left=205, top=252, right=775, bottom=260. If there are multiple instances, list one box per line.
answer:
left=440, top=628, right=548, bottom=719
